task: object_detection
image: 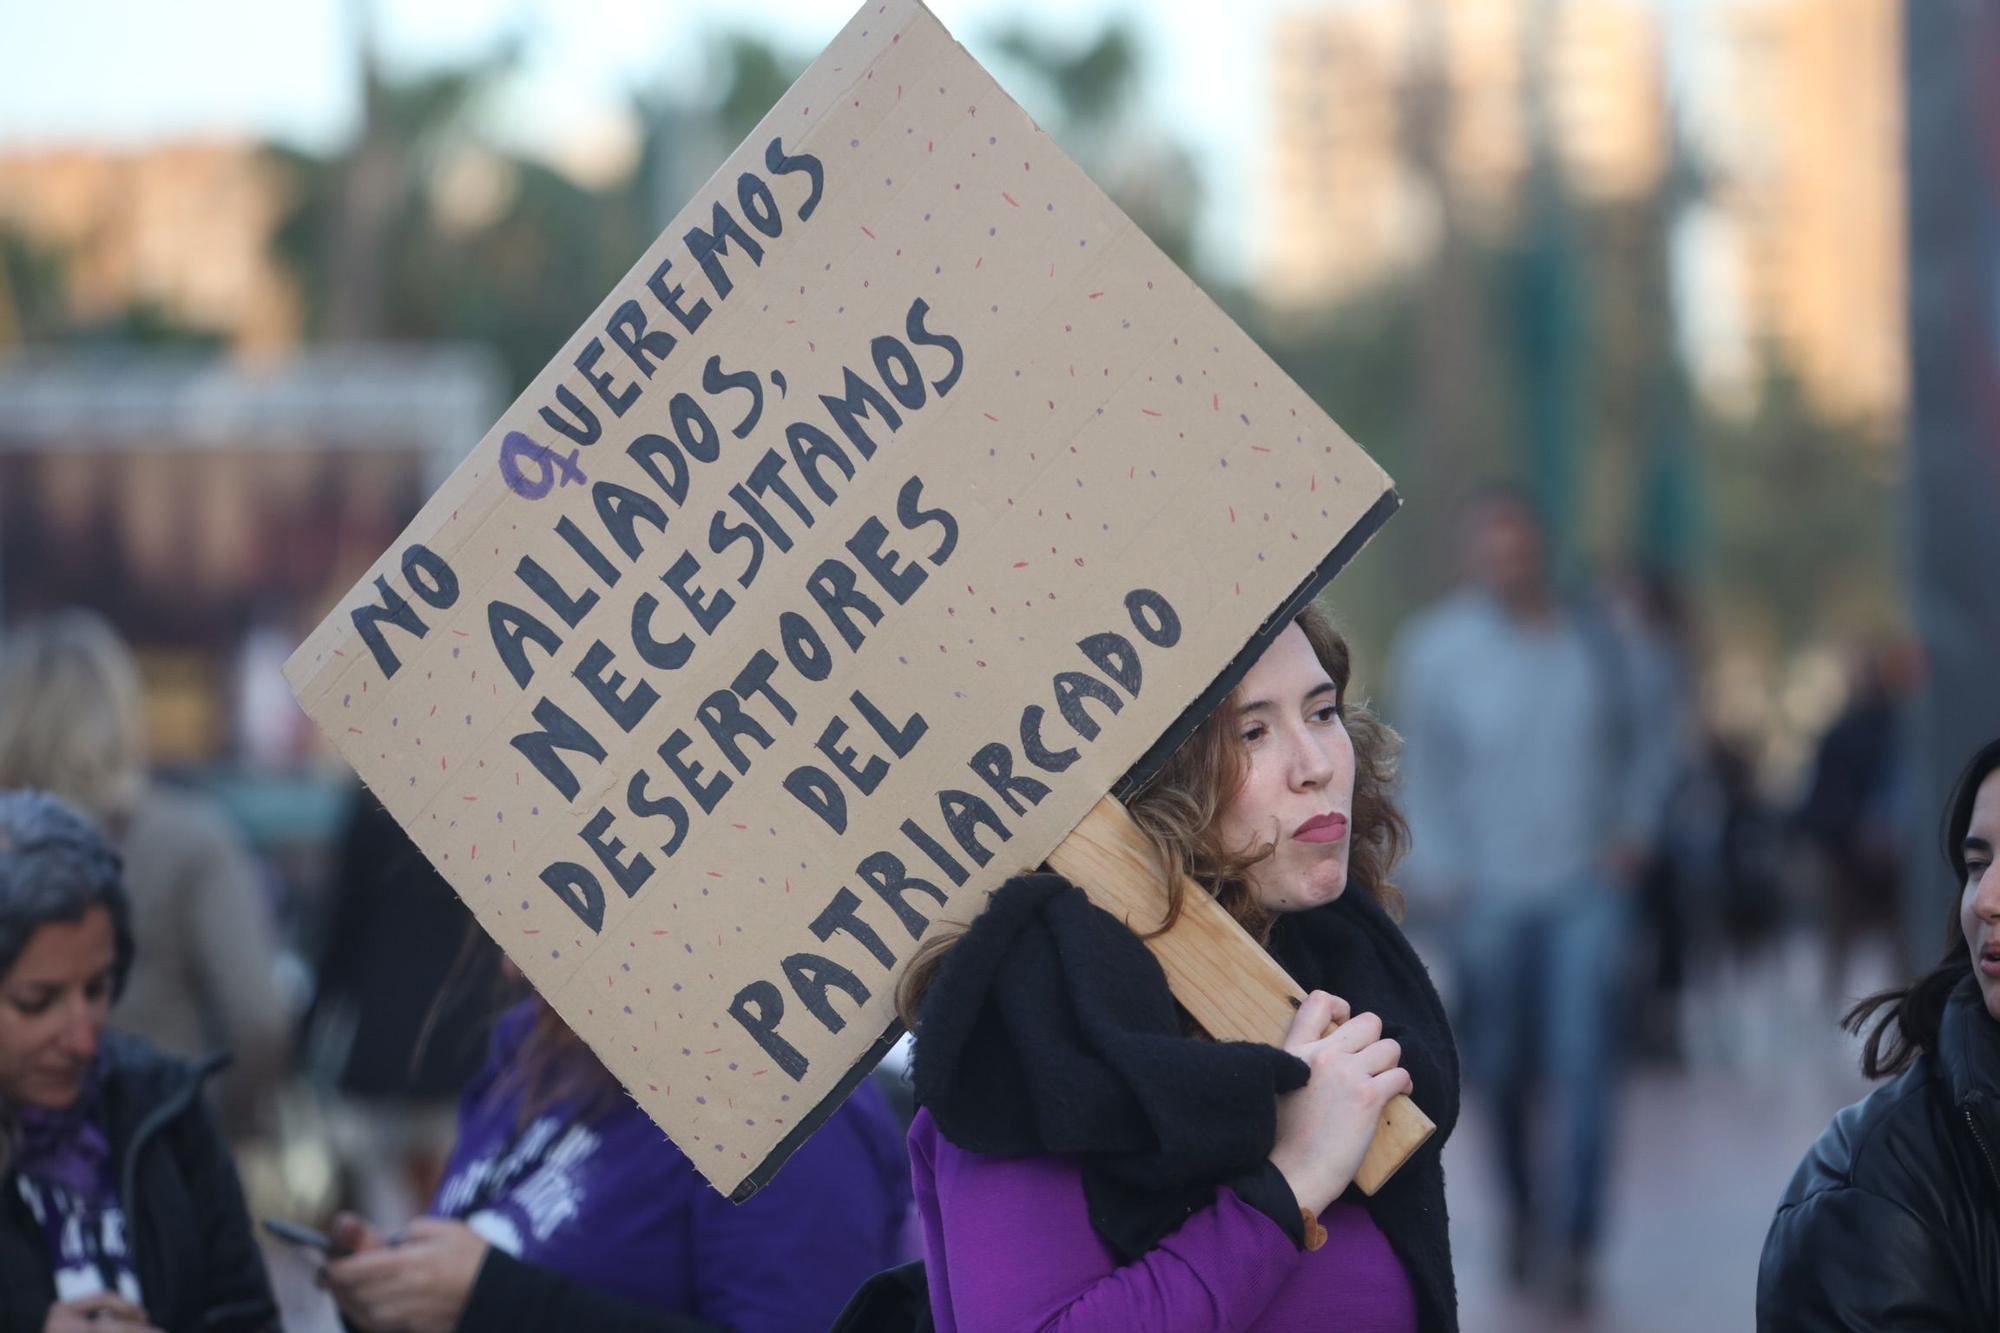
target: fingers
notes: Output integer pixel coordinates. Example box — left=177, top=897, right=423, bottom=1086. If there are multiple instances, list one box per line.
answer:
left=398, top=1216, right=458, bottom=1243
left=325, top=1245, right=415, bottom=1302
left=1285, top=991, right=1351, bottom=1049
left=330, top=1210, right=382, bottom=1257
left=1354, top=1036, right=1403, bottom=1078
left=1323, top=1009, right=1383, bottom=1054
left=1375, top=1065, right=1414, bottom=1100
left=69, top=1294, right=150, bottom=1324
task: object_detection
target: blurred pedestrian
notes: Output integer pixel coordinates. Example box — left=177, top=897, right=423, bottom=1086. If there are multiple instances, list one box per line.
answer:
left=0, top=790, right=278, bottom=1332
left=1607, top=566, right=1699, bottom=1063
left=1389, top=485, right=1675, bottom=1309
left=303, top=786, right=497, bottom=1227
left=889, top=610, right=1459, bottom=1331
left=1757, top=736, right=2000, bottom=1329
left=321, top=976, right=910, bottom=1333
left=1794, top=639, right=1918, bottom=1001
left=0, top=611, right=289, bottom=1144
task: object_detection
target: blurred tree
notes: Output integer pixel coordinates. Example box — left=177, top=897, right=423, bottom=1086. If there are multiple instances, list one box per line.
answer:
left=987, top=20, right=1203, bottom=271
left=0, top=227, right=224, bottom=351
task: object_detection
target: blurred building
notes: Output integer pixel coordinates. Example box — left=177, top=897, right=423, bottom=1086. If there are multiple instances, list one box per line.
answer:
left=1675, top=0, right=1905, bottom=427
left=1264, top=0, right=1666, bottom=308
left=0, top=142, right=300, bottom=356
left=0, top=349, right=501, bottom=766
left=1262, top=0, right=1905, bottom=430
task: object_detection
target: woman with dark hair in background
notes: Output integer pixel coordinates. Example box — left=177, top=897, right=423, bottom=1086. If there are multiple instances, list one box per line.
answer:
left=896, top=606, right=1459, bottom=1332
left=0, top=791, right=277, bottom=1332
left=321, top=961, right=911, bottom=1333
left=1758, top=737, right=2000, bottom=1329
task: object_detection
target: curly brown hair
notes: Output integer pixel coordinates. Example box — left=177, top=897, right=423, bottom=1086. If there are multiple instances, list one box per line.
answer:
left=895, top=603, right=1409, bottom=1027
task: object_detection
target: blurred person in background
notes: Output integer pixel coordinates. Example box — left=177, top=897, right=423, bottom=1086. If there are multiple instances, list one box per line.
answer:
left=1794, top=639, right=1919, bottom=1002
left=0, top=612, right=289, bottom=1146
left=1607, top=566, right=1700, bottom=1064
left=1757, top=736, right=2000, bottom=1329
left=303, top=787, right=498, bottom=1228
left=0, top=790, right=277, bottom=1332
left=1390, top=484, right=1676, bottom=1311
left=319, top=964, right=911, bottom=1333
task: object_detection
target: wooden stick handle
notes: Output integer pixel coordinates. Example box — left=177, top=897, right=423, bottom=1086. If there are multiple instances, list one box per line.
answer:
left=1047, top=794, right=1434, bottom=1195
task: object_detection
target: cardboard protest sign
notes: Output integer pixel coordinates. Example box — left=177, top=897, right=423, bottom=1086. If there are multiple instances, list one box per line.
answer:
left=285, top=0, right=1396, bottom=1199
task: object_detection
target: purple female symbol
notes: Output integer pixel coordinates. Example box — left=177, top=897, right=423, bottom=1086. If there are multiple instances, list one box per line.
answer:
left=499, top=430, right=587, bottom=499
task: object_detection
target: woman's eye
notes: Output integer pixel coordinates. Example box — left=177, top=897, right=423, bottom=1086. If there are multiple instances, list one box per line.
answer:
left=1240, top=724, right=1266, bottom=744
left=1312, top=704, right=1342, bottom=723
left=11, top=995, right=51, bottom=1017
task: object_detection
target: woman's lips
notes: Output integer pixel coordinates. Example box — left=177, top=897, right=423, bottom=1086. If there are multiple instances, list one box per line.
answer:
left=1292, top=813, right=1349, bottom=844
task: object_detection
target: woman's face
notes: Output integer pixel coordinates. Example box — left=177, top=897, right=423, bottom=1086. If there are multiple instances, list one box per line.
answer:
left=1960, top=770, right=2000, bottom=1020
left=0, top=906, right=115, bottom=1109
left=1215, top=624, right=1356, bottom=914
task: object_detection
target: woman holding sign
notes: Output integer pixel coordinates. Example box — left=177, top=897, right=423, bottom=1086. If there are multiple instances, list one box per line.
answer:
left=898, top=607, right=1459, bottom=1332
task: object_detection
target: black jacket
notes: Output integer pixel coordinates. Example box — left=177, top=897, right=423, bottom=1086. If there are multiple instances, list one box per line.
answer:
left=0, top=1032, right=277, bottom=1333
left=452, top=1250, right=725, bottom=1333
left=913, top=874, right=1460, bottom=1332
left=1758, top=976, right=2000, bottom=1329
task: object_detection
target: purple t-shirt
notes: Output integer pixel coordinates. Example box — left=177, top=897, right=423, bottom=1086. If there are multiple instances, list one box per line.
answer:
left=910, top=1108, right=1416, bottom=1332
left=432, top=1002, right=912, bottom=1332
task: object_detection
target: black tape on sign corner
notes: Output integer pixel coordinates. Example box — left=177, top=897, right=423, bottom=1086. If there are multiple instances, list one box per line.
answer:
left=1112, top=487, right=1401, bottom=804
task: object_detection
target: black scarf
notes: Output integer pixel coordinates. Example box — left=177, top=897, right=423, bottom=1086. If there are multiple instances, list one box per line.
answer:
left=913, top=873, right=1460, bottom=1332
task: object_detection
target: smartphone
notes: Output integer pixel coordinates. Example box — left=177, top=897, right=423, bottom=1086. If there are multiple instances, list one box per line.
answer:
left=261, top=1217, right=333, bottom=1253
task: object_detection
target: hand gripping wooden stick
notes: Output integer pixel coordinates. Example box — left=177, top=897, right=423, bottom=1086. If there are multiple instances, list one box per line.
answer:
left=1047, top=794, right=1435, bottom=1195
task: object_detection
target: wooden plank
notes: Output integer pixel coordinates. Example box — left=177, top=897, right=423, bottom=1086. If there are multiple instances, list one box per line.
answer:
left=1048, top=794, right=1435, bottom=1195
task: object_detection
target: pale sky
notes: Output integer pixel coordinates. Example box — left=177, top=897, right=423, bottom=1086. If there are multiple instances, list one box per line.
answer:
left=1, top=0, right=1312, bottom=278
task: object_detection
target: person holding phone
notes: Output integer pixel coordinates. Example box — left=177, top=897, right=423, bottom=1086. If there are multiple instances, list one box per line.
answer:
left=318, top=972, right=911, bottom=1333
left=0, top=791, right=277, bottom=1333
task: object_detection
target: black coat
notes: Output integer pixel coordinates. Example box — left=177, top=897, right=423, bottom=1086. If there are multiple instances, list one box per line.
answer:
left=1758, top=976, right=2000, bottom=1329
left=0, top=1032, right=277, bottom=1333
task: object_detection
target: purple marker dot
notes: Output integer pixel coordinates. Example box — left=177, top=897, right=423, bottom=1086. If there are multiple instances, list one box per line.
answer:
left=990, top=304, right=999, bottom=313
left=519, top=900, right=529, bottom=910
left=988, top=135, right=997, bottom=145
left=988, top=226, right=997, bottom=237
left=452, top=647, right=461, bottom=659
left=850, top=137, right=860, bottom=147
left=622, top=1005, right=632, bottom=1014
left=695, top=1096, right=706, bottom=1105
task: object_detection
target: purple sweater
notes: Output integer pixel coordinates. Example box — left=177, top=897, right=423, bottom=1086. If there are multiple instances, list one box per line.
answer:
left=910, top=1109, right=1416, bottom=1331
left=433, top=1002, right=911, bottom=1332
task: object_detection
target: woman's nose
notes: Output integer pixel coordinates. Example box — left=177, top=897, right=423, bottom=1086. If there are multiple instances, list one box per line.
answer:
left=57, top=999, right=100, bottom=1059
left=1290, top=731, right=1336, bottom=789
left=1975, top=871, right=2000, bottom=923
